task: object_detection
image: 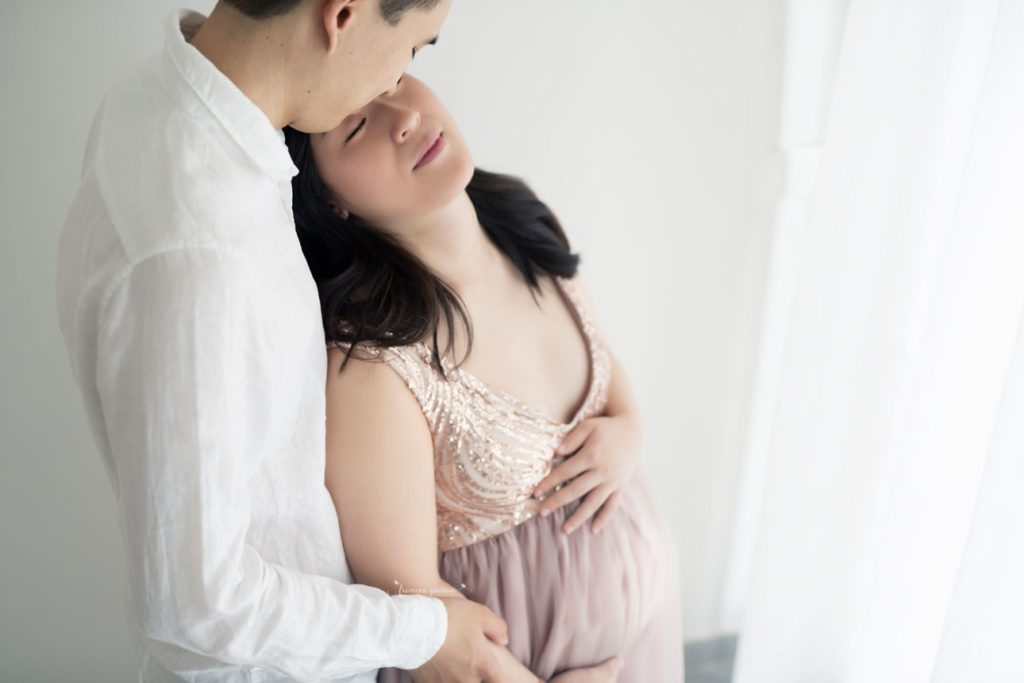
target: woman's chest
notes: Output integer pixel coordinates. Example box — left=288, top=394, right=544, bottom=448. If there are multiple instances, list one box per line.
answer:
left=460, top=280, right=592, bottom=425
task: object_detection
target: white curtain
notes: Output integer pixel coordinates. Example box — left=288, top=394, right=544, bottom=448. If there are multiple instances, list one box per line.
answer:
left=722, top=0, right=1024, bottom=680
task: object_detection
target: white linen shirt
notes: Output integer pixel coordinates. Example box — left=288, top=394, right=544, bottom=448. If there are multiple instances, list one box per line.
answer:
left=55, top=8, right=447, bottom=682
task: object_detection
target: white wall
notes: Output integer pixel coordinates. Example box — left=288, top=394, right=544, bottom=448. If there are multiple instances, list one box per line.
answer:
left=0, top=1, right=781, bottom=679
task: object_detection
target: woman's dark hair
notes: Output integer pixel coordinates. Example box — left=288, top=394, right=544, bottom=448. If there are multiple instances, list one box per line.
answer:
left=224, top=0, right=439, bottom=25
left=283, top=126, right=580, bottom=376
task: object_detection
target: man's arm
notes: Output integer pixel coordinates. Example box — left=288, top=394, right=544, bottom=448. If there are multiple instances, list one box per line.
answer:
left=94, top=246, right=445, bottom=680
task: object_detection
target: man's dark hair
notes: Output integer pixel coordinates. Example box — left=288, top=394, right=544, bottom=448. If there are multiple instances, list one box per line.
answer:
left=223, top=0, right=440, bottom=25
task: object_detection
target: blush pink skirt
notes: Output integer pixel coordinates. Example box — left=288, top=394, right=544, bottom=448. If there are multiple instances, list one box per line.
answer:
left=378, top=470, right=684, bottom=682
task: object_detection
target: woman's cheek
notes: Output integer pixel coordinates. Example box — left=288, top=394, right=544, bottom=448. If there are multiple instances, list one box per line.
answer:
left=344, top=166, right=401, bottom=219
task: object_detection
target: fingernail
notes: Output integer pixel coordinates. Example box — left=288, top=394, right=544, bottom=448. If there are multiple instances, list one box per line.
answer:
left=533, top=488, right=544, bottom=498
left=564, top=524, right=575, bottom=533
left=540, top=508, right=550, bottom=517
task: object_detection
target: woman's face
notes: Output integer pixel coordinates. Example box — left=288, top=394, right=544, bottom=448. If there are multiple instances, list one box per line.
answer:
left=309, top=74, right=474, bottom=227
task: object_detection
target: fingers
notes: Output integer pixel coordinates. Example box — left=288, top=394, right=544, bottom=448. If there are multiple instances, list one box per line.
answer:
left=562, top=484, right=613, bottom=535
left=538, top=471, right=600, bottom=518
left=590, top=490, right=622, bottom=534
left=554, top=419, right=598, bottom=457
left=533, top=452, right=590, bottom=499
left=479, top=604, right=509, bottom=647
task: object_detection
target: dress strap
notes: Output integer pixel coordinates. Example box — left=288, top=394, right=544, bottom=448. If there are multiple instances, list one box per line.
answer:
left=554, top=276, right=598, bottom=354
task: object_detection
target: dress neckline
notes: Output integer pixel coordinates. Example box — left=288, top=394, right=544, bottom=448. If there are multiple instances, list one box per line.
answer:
left=424, top=275, right=598, bottom=430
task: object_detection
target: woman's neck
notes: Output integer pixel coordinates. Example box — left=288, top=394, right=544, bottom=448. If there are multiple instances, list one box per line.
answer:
left=392, top=191, right=510, bottom=295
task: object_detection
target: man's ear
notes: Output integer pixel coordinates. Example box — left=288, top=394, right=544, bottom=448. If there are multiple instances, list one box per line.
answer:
left=322, top=0, right=357, bottom=56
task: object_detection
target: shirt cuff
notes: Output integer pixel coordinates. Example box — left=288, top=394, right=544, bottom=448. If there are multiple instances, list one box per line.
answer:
left=388, top=595, right=449, bottom=670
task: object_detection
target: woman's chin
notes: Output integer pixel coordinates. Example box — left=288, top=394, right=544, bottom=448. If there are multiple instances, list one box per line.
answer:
left=426, top=155, right=476, bottom=206
left=453, top=151, right=476, bottom=190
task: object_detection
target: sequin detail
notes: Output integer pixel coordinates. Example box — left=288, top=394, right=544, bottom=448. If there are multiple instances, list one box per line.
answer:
left=330, top=276, right=612, bottom=551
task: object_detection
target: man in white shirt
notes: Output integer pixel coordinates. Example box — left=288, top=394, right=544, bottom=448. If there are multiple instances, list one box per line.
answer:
left=55, top=2, right=518, bottom=681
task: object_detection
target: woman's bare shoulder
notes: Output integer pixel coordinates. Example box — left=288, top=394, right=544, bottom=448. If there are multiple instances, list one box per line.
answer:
left=327, top=344, right=400, bottom=395
left=325, top=343, right=433, bottom=437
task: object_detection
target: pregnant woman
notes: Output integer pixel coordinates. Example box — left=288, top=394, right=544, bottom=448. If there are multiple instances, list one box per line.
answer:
left=284, top=74, right=684, bottom=682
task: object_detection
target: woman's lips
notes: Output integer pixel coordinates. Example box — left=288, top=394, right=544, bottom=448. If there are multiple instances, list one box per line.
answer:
left=414, top=131, right=445, bottom=169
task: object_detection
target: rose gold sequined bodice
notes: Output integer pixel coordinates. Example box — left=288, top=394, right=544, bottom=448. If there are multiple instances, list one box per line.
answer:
left=333, top=276, right=612, bottom=552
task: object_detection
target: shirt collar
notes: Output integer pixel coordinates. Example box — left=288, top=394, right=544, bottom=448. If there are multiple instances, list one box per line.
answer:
left=163, top=8, right=299, bottom=183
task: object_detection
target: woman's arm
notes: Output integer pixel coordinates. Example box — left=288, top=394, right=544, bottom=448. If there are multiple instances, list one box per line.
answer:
left=532, top=274, right=646, bottom=534
left=324, top=347, right=443, bottom=596
left=577, top=278, right=645, bottom=459
left=567, top=274, right=643, bottom=423
left=324, top=347, right=542, bottom=683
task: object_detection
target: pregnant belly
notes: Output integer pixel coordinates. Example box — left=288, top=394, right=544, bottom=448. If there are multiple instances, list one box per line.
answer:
left=436, top=471, right=677, bottom=679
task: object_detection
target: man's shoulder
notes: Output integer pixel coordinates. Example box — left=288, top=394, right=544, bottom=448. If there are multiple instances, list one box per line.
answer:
left=96, top=51, right=196, bottom=151
left=82, top=61, right=276, bottom=260
left=94, top=53, right=244, bottom=188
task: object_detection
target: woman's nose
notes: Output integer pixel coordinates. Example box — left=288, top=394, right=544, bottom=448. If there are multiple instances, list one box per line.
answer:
left=389, top=105, right=421, bottom=143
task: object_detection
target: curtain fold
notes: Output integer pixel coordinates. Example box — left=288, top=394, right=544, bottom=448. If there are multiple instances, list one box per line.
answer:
left=719, top=0, right=848, bottom=631
left=727, top=1, right=1024, bottom=680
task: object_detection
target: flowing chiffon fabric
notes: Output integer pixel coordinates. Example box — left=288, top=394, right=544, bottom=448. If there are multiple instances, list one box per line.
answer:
left=378, top=468, right=683, bottom=681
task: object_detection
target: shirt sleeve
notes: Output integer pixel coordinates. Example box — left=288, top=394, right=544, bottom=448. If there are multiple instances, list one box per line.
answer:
left=93, top=246, right=447, bottom=679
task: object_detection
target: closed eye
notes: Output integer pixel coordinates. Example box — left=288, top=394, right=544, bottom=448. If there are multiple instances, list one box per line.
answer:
left=416, top=36, right=438, bottom=59
left=345, top=117, right=366, bottom=143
